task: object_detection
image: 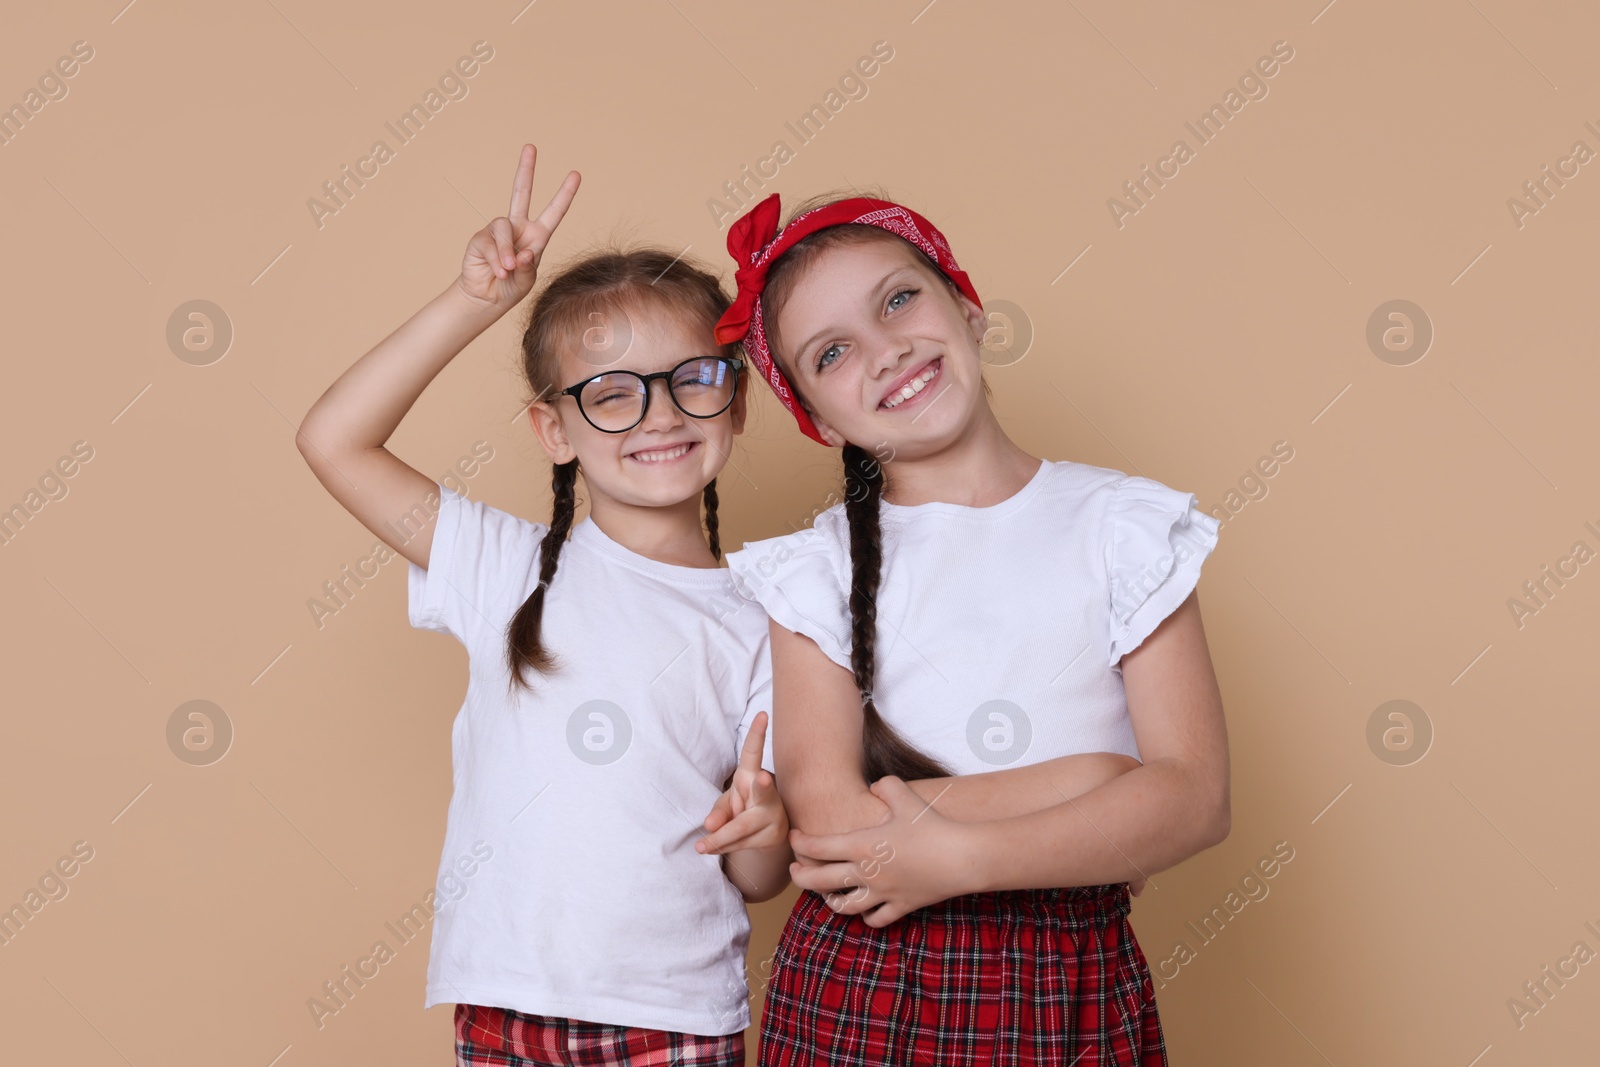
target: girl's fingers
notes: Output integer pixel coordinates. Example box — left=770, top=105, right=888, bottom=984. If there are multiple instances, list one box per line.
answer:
left=822, top=885, right=875, bottom=915
left=789, top=859, right=861, bottom=894
left=699, top=829, right=754, bottom=856
left=507, top=143, right=535, bottom=223
left=860, top=901, right=908, bottom=928
left=737, top=712, right=768, bottom=774
left=488, top=217, right=518, bottom=273
left=787, top=827, right=864, bottom=863
left=702, top=791, right=734, bottom=832
left=697, top=818, right=765, bottom=856
left=518, top=169, right=581, bottom=258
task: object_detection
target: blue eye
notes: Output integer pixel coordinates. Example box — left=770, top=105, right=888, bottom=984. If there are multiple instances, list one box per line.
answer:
left=812, top=287, right=919, bottom=371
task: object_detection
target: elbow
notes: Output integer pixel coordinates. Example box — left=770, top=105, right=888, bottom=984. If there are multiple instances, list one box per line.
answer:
left=732, top=864, right=792, bottom=905
left=294, top=416, right=346, bottom=476
left=294, top=416, right=321, bottom=464
left=1183, top=750, right=1230, bottom=850
left=1198, top=781, right=1231, bottom=850
left=1153, top=755, right=1230, bottom=852
left=1206, top=798, right=1231, bottom=849
left=741, top=882, right=788, bottom=905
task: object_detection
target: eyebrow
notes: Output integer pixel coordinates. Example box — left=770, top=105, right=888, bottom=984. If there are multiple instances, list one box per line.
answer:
left=792, top=266, right=917, bottom=367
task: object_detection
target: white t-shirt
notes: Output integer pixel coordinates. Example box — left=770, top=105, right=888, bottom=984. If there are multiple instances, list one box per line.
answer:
left=723, top=459, right=1219, bottom=774
left=406, top=482, right=775, bottom=1036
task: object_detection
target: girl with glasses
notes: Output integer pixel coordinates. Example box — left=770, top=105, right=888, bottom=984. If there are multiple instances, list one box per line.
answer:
left=296, top=144, right=791, bottom=1067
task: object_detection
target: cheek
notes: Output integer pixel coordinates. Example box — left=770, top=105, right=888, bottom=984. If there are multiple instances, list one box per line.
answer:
left=700, top=415, right=737, bottom=447
left=572, top=425, right=625, bottom=464
left=922, top=302, right=975, bottom=344
left=804, top=370, right=864, bottom=421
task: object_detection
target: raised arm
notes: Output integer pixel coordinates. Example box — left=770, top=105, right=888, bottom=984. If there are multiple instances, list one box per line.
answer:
left=296, top=144, right=579, bottom=569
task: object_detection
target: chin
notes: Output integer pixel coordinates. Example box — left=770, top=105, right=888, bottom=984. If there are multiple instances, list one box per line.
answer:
left=860, top=399, right=976, bottom=456
left=625, top=466, right=707, bottom=498
left=615, top=450, right=725, bottom=501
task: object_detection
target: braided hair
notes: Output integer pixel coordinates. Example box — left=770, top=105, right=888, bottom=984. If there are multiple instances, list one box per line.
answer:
left=841, top=442, right=953, bottom=782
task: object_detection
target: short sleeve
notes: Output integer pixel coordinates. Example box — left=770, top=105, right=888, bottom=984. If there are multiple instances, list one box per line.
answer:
left=407, top=481, right=544, bottom=644
left=733, top=637, right=778, bottom=774
left=723, top=518, right=853, bottom=674
left=1105, top=475, right=1221, bottom=667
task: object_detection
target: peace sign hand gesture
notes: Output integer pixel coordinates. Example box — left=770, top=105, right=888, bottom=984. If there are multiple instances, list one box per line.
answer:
left=455, top=143, right=581, bottom=312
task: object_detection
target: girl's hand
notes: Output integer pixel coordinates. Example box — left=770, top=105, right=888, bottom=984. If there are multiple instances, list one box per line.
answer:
left=698, top=712, right=789, bottom=854
left=787, top=775, right=981, bottom=928
left=455, top=143, right=580, bottom=312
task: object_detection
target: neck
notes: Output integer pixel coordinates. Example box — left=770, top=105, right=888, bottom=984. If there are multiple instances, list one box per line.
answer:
left=584, top=488, right=719, bottom=569
left=877, top=404, right=1039, bottom=508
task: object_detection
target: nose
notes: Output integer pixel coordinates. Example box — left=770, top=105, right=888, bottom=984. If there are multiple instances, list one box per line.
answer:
left=637, top=377, right=686, bottom=431
left=865, top=322, right=914, bottom=379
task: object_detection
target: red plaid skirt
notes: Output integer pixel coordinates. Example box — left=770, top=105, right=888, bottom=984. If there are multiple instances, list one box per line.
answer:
left=454, top=1003, right=744, bottom=1067
left=758, top=883, right=1166, bottom=1066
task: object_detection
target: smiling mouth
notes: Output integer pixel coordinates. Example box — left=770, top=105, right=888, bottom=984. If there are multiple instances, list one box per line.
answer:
left=880, top=358, right=942, bottom=411
left=626, top=441, right=699, bottom=464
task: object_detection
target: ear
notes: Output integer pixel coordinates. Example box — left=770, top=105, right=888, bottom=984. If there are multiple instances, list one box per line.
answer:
left=953, top=288, right=989, bottom=350
left=526, top=397, right=577, bottom=464
left=799, top=400, right=849, bottom=449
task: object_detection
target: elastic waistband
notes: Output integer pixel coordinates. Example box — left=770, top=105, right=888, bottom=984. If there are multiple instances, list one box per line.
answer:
left=801, top=882, right=1131, bottom=930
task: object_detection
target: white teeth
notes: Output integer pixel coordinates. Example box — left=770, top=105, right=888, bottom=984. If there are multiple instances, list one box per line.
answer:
left=882, top=364, right=939, bottom=409
left=631, top=443, right=692, bottom=462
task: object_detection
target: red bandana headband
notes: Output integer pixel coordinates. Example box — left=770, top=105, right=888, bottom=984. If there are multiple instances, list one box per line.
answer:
left=712, top=193, right=982, bottom=445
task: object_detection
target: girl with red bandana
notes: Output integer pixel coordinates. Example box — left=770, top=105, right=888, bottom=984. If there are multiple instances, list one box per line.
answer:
left=717, top=192, right=1230, bottom=1066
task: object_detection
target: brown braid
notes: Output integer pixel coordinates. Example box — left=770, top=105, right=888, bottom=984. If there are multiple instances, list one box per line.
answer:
left=702, top=478, right=722, bottom=561
left=506, top=458, right=580, bottom=692
left=843, top=443, right=954, bottom=783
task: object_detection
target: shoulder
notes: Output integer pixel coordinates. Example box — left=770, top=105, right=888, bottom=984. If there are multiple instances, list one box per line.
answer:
left=723, top=504, right=853, bottom=671
left=408, top=482, right=550, bottom=641
left=725, top=504, right=849, bottom=596
left=438, top=481, right=549, bottom=543
left=1037, top=457, right=1130, bottom=508
left=1095, top=466, right=1221, bottom=664
left=1031, top=459, right=1207, bottom=528
left=430, top=481, right=554, bottom=590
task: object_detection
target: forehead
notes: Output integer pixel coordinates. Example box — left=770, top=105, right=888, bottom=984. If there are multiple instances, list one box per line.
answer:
left=775, top=237, right=931, bottom=326
left=556, top=298, right=716, bottom=382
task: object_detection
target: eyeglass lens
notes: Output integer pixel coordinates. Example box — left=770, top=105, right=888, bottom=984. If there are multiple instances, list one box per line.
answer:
left=578, top=358, right=737, bottom=432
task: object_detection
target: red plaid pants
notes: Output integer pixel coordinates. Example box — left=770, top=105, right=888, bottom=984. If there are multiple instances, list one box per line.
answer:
left=758, top=883, right=1166, bottom=1066
left=455, top=1003, right=744, bottom=1067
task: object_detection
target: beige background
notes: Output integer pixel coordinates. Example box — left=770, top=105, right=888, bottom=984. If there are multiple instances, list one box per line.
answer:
left=2, top=1, right=1597, bottom=1064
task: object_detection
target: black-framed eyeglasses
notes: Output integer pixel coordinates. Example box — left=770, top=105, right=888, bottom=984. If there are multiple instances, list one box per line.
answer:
left=555, top=356, right=745, bottom=434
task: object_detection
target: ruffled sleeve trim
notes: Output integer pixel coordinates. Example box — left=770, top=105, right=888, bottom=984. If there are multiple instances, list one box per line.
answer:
left=724, top=518, right=853, bottom=674
left=1106, top=475, right=1221, bottom=667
